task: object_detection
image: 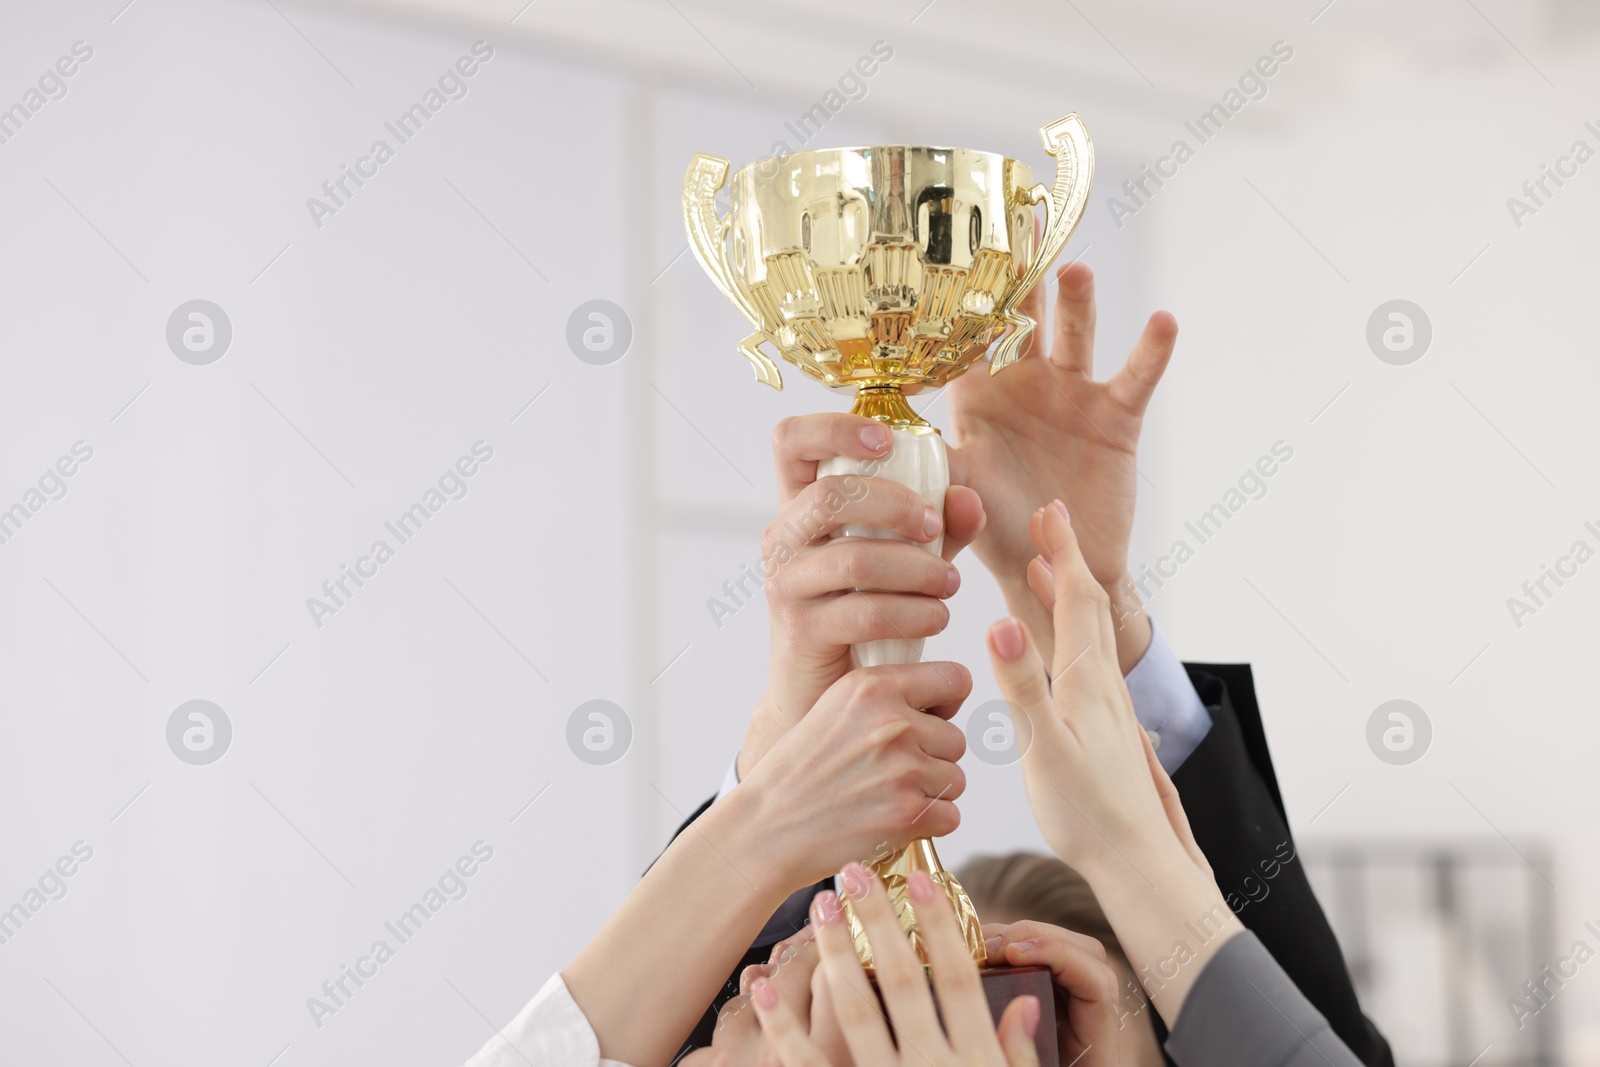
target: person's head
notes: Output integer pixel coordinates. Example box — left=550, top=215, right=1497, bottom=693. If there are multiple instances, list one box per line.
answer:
left=957, top=851, right=1165, bottom=1067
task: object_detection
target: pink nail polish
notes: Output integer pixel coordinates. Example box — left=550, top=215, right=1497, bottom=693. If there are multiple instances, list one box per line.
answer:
left=861, top=424, right=890, bottom=453
left=751, top=976, right=778, bottom=1010
left=1020, top=995, right=1040, bottom=1037
left=923, top=507, right=942, bottom=539
left=811, top=890, right=843, bottom=927
left=945, top=568, right=960, bottom=597
left=1050, top=498, right=1070, bottom=524
left=741, top=963, right=770, bottom=995
left=907, top=870, right=936, bottom=904
left=992, top=618, right=1025, bottom=662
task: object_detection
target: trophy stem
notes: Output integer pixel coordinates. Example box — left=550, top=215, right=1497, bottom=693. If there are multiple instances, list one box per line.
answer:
left=852, top=837, right=989, bottom=969
left=848, top=385, right=931, bottom=430
left=822, top=400, right=987, bottom=968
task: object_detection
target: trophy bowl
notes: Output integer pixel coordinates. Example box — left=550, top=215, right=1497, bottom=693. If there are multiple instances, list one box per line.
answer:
left=685, top=115, right=1093, bottom=424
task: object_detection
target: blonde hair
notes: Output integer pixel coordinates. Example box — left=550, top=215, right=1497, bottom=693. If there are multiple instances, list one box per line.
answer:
left=959, top=852, right=1167, bottom=1067
left=956, top=851, right=1120, bottom=953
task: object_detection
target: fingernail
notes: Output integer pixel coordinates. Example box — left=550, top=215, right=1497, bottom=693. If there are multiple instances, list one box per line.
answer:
left=811, top=890, right=843, bottom=926
left=740, top=963, right=771, bottom=995
left=1012, top=938, right=1041, bottom=953
left=923, top=507, right=942, bottom=539
left=907, top=870, right=936, bottom=904
left=861, top=424, right=891, bottom=454
left=1021, top=995, right=1040, bottom=1038
left=751, top=976, right=778, bottom=1010
left=840, top=863, right=871, bottom=901
left=945, top=568, right=960, bottom=597
left=1043, top=501, right=1072, bottom=552
left=984, top=934, right=1004, bottom=956
left=991, top=618, right=1025, bottom=662
left=1035, top=554, right=1053, bottom=575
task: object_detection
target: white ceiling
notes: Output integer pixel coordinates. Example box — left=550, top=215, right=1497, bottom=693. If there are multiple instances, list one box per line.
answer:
left=309, top=0, right=1598, bottom=148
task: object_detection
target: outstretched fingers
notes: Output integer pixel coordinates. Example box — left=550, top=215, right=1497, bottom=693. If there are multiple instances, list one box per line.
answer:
left=1050, top=261, right=1096, bottom=375
left=1106, top=310, right=1178, bottom=417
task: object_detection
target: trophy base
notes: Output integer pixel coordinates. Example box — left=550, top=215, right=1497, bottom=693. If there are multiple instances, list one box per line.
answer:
left=869, top=964, right=1058, bottom=1063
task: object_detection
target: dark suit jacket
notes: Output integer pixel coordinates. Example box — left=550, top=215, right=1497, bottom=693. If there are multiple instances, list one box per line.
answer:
left=667, top=663, right=1392, bottom=1067
left=1166, top=664, right=1392, bottom=1067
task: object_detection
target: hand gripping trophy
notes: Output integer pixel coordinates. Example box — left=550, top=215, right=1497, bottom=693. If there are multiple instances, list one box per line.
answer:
left=682, top=113, right=1093, bottom=1013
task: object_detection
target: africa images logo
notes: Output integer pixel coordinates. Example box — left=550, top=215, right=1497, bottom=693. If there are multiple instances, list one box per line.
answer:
left=305, top=441, right=495, bottom=629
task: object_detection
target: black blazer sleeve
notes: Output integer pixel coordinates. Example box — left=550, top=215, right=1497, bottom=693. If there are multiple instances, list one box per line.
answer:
left=1168, top=663, right=1393, bottom=1067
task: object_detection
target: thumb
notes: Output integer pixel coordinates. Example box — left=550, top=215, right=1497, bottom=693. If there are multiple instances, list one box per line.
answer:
left=988, top=617, right=1059, bottom=767
left=940, top=484, right=987, bottom=564
left=987, top=617, right=1050, bottom=714
left=1140, top=726, right=1212, bottom=877
left=996, top=995, right=1043, bottom=1067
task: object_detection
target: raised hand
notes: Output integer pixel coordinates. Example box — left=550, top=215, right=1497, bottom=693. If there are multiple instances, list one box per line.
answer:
left=985, top=501, right=1241, bottom=1023
left=945, top=262, right=1176, bottom=673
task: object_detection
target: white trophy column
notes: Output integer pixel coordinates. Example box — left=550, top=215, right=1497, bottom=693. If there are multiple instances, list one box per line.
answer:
left=817, top=426, right=948, bottom=667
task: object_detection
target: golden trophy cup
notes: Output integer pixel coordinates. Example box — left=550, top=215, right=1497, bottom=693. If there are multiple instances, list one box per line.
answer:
left=682, top=113, right=1093, bottom=1026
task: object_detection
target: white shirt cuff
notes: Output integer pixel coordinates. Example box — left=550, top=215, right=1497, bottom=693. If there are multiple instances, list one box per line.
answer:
left=715, top=752, right=742, bottom=800
left=1124, top=617, right=1213, bottom=773
left=461, top=973, right=633, bottom=1067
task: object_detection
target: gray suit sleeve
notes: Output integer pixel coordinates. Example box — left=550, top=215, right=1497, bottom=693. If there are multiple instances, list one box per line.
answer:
left=1165, top=931, right=1364, bottom=1067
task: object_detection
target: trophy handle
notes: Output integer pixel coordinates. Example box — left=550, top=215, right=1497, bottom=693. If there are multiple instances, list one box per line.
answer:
left=682, top=154, right=784, bottom=389
left=989, top=114, right=1095, bottom=374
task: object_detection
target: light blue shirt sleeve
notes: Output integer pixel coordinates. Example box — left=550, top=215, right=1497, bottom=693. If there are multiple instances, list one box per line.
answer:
left=1124, top=616, right=1212, bottom=773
